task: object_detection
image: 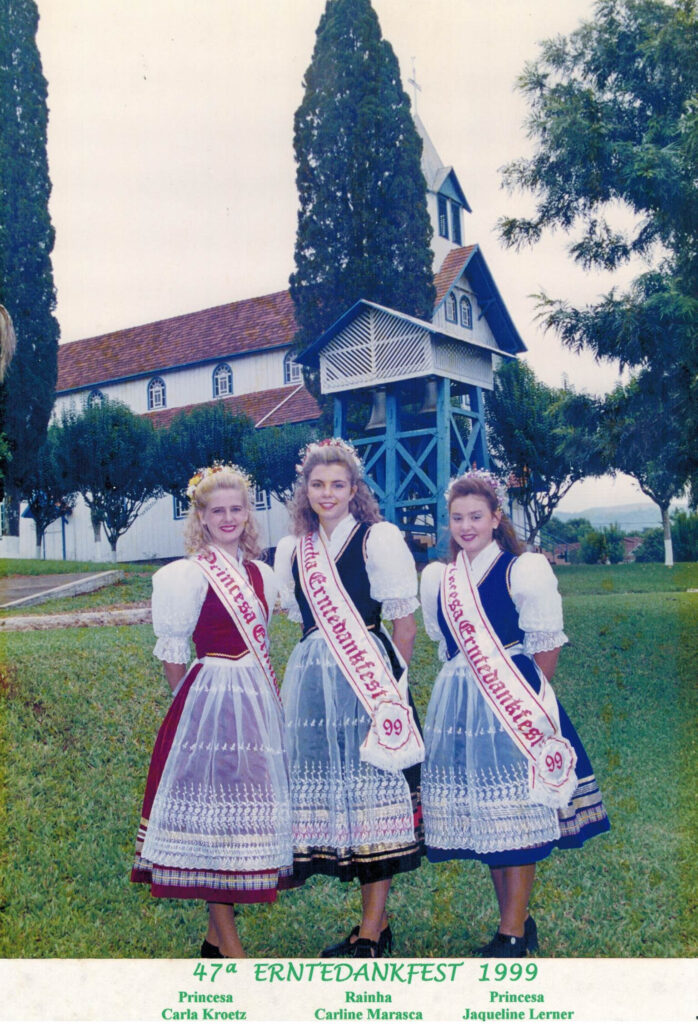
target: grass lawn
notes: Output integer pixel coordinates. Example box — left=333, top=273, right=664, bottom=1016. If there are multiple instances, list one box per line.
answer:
left=0, top=561, right=695, bottom=958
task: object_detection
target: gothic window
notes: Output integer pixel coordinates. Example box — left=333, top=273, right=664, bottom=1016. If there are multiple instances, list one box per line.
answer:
left=87, top=388, right=105, bottom=407
left=460, top=295, right=473, bottom=329
left=438, top=195, right=449, bottom=238
left=451, top=202, right=462, bottom=245
left=213, top=363, right=233, bottom=398
left=147, top=377, right=166, bottom=410
left=284, top=351, right=302, bottom=385
left=445, top=292, right=457, bottom=323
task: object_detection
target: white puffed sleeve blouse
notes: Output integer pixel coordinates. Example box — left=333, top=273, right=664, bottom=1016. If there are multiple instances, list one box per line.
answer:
left=419, top=541, right=568, bottom=661
left=274, top=514, right=419, bottom=624
left=151, top=556, right=278, bottom=664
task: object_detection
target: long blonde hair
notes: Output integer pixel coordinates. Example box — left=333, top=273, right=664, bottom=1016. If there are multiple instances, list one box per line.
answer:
left=287, top=445, right=381, bottom=536
left=183, top=467, right=262, bottom=559
left=447, top=474, right=523, bottom=562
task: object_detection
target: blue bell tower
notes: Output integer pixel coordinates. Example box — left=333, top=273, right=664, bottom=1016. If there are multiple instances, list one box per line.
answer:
left=298, top=118, right=526, bottom=557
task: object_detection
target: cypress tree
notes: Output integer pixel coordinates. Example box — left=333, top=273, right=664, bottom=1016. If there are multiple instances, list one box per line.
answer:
left=0, top=0, right=59, bottom=526
left=290, top=0, right=435, bottom=356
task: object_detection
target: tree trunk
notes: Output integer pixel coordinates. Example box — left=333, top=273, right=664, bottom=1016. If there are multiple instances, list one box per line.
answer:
left=662, top=506, right=674, bottom=567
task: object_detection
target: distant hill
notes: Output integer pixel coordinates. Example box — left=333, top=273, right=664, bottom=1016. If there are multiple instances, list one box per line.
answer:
left=555, top=503, right=662, bottom=532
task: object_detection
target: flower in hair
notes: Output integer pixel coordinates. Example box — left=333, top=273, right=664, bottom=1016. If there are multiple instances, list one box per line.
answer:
left=295, top=437, right=363, bottom=474
left=186, top=462, right=254, bottom=502
left=445, top=469, right=508, bottom=509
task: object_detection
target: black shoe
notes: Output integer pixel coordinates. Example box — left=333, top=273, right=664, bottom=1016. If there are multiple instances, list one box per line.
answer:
left=351, top=937, right=380, bottom=958
left=200, top=939, right=221, bottom=958
left=320, top=924, right=392, bottom=957
left=524, top=915, right=539, bottom=953
left=473, top=931, right=527, bottom=957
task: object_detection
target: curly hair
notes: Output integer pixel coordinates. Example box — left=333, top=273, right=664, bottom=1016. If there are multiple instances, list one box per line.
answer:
left=287, top=445, right=382, bottom=536
left=183, top=467, right=262, bottom=559
left=447, top=474, right=523, bottom=562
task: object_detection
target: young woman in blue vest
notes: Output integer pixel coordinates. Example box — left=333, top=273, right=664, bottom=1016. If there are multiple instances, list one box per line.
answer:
left=419, top=471, right=609, bottom=956
left=274, top=439, right=424, bottom=958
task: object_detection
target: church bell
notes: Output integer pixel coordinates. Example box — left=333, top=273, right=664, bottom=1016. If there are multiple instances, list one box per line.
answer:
left=365, top=387, right=387, bottom=430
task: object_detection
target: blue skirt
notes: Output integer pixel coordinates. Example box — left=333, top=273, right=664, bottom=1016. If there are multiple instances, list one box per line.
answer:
left=423, top=651, right=610, bottom=867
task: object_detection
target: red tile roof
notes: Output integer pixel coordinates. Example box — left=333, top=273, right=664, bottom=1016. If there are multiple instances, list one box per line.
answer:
left=145, top=384, right=320, bottom=430
left=434, top=245, right=476, bottom=306
left=57, top=290, right=297, bottom=392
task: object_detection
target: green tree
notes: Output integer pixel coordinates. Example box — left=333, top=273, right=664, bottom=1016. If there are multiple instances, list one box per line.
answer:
left=486, top=360, right=607, bottom=544
left=579, top=528, right=609, bottom=564
left=58, top=400, right=161, bottom=561
left=547, top=515, right=594, bottom=543
left=499, top=0, right=698, bottom=499
left=290, top=0, right=435, bottom=368
left=603, top=373, right=686, bottom=565
left=0, top=0, right=60, bottom=526
left=155, top=403, right=256, bottom=503
left=246, top=423, right=317, bottom=503
left=21, top=425, right=76, bottom=558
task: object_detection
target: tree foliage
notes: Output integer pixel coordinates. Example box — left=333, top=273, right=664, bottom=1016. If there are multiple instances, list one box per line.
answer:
left=547, top=515, right=594, bottom=543
left=486, top=360, right=607, bottom=544
left=0, top=0, right=60, bottom=511
left=634, top=509, right=698, bottom=560
left=246, top=423, right=317, bottom=503
left=21, top=424, right=76, bottom=554
left=499, top=0, right=698, bottom=497
left=290, top=0, right=435, bottom=363
left=155, top=403, right=256, bottom=502
left=57, top=400, right=161, bottom=557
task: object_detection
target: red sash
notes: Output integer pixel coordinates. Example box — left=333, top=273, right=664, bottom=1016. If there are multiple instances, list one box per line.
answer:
left=296, top=531, right=424, bottom=773
left=195, top=546, right=281, bottom=708
left=441, top=550, right=577, bottom=808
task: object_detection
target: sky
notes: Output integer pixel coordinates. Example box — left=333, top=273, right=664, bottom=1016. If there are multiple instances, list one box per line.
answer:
left=34, top=0, right=663, bottom=517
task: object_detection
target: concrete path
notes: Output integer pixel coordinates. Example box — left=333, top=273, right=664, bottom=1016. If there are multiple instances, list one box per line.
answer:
left=1, top=605, right=151, bottom=631
left=0, top=570, right=123, bottom=610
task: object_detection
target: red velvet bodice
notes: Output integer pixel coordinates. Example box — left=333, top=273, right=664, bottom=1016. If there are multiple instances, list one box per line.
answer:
left=192, top=561, right=268, bottom=660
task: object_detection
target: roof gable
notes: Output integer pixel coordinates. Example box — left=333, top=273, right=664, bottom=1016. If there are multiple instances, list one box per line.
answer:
left=57, top=290, right=297, bottom=392
left=433, top=245, right=526, bottom=355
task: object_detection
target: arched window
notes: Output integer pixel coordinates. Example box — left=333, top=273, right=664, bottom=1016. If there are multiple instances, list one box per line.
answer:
left=445, top=292, right=457, bottom=323
left=87, top=388, right=105, bottom=407
left=213, top=363, right=233, bottom=398
left=284, top=351, right=302, bottom=385
left=147, top=377, right=166, bottom=410
left=460, top=295, right=473, bottom=329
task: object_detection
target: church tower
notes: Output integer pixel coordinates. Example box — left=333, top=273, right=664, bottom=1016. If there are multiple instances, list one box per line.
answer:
left=298, top=112, right=525, bottom=556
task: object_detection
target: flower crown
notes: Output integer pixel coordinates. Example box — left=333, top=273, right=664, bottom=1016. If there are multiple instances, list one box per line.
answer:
left=445, top=469, right=507, bottom=510
left=295, top=437, right=363, bottom=474
left=186, top=462, right=253, bottom=503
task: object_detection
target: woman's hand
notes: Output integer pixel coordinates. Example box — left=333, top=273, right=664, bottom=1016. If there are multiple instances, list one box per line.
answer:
left=533, top=647, right=560, bottom=682
left=163, top=662, right=187, bottom=693
left=390, top=613, right=417, bottom=666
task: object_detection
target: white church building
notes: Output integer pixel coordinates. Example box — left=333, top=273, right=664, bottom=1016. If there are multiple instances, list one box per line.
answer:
left=4, top=116, right=526, bottom=563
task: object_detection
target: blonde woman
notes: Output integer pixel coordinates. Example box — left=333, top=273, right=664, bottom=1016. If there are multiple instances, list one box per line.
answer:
left=274, top=439, right=425, bottom=958
left=131, top=465, right=293, bottom=958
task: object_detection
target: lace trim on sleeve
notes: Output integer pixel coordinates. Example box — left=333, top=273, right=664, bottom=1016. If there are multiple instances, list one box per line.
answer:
left=153, top=636, right=191, bottom=664
left=381, top=595, right=419, bottom=621
left=523, top=630, right=569, bottom=655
